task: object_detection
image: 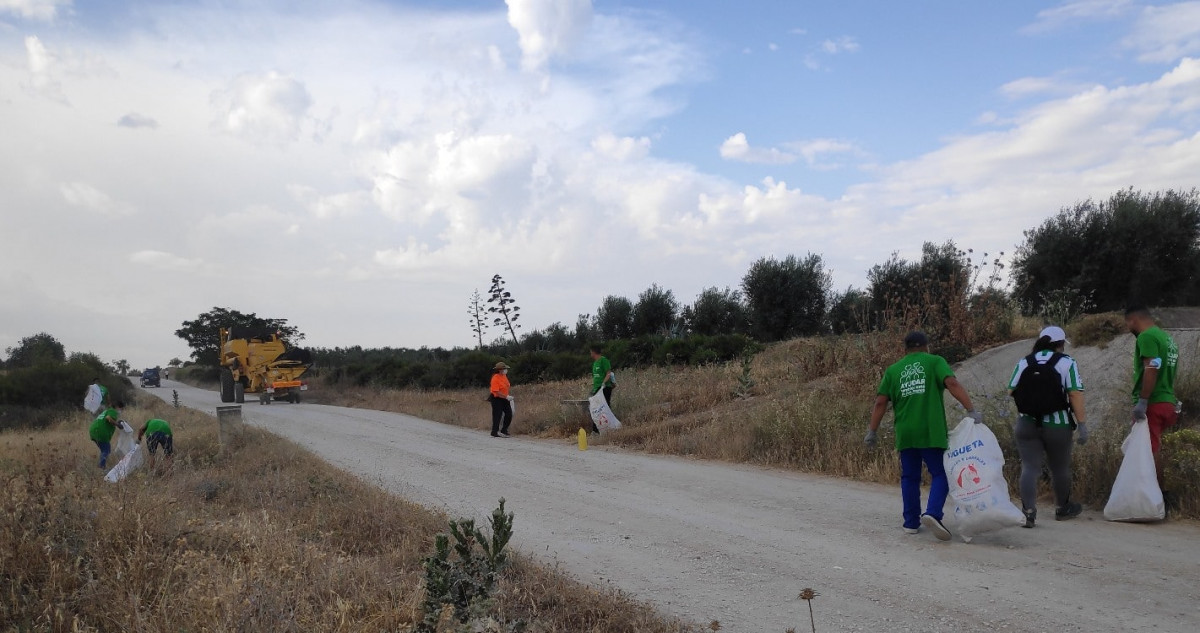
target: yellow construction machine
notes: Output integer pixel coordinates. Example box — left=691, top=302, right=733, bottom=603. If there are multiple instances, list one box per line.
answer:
left=218, top=327, right=312, bottom=404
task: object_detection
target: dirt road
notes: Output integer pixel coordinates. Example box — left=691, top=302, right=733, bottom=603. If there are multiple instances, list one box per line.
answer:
left=143, top=381, right=1200, bottom=633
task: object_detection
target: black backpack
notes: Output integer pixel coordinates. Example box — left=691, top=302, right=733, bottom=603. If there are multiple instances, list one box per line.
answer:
left=1011, top=352, right=1070, bottom=423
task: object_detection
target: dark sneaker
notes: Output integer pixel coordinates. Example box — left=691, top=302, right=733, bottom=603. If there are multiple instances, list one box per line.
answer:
left=921, top=514, right=952, bottom=541
left=490, top=433, right=500, bottom=438
left=1055, top=502, right=1082, bottom=521
left=1022, top=508, right=1036, bottom=529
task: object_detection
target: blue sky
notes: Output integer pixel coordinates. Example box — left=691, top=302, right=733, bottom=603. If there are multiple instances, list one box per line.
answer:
left=2, top=0, right=1199, bottom=367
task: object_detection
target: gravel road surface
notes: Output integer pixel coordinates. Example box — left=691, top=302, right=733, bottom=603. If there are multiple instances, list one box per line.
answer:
left=142, top=380, right=1200, bottom=633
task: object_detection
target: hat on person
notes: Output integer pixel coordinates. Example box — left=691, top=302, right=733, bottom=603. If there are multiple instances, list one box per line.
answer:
left=494, top=362, right=510, bottom=370
left=1039, top=325, right=1068, bottom=343
left=903, top=331, right=929, bottom=349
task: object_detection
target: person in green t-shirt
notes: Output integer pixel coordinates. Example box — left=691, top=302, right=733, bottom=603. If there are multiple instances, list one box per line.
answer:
left=1125, top=306, right=1180, bottom=491
left=88, top=401, right=124, bottom=468
left=137, top=418, right=175, bottom=457
left=588, top=344, right=616, bottom=435
left=866, top=332, right=980, bottom=541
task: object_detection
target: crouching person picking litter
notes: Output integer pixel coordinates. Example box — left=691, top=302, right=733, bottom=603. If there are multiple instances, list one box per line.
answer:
left=866, top=332, right=981, bottom=541
left=137, top=418, right=174, bottom=458
left=89, top=400, right=124, bottom=468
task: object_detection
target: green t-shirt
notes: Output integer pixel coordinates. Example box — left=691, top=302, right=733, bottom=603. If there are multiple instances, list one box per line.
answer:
left=878, top=352, right=955, bottom=450
left=1132, top=326, right=1178, bottom=404
left=592, top=356, right=614, bottom=393
left=145, top=419, right=173, bottom=436
left=89, top=409, right=118, bottom=443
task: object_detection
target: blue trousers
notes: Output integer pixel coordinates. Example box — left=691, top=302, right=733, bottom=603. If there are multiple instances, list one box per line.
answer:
left=94, top=441, right=111, bottom=468
left=899, top=447, right=948, bottom=529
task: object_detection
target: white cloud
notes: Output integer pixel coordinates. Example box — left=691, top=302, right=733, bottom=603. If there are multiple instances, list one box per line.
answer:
left=820, top=36, right=859, bottom=54
left=505, top=0, right=593, bottom=71
left=24, top=35, right=63, bottom=101
left=768, top=42, right=779, bottom=52
left=789, top=28, right=808, bottom=36
left=719, top=132, right=796, bottom=164
left=117, top=112, right=159, bottom=129
left=1000, top=75, right=1095, bottom=98
left=591, top=133, right=651, bottom=161
left=803, top=35, right=859, bottom=70
left=1123, top=1, right=1200, bottom=62
left=1022, top=0, right=1134, bottom=34
left=59, top=182, right=134, bottom=216
left=211, top=71, right=314, bottom=144
left=128, top=250, right=201, bottom=270
left=785, top=138, right=863, bottom=169
left=0, top=0, right=70, bottom=21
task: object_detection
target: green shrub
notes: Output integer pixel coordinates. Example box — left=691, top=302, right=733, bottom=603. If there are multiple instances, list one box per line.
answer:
left=0, top=360, right=132, bottom=413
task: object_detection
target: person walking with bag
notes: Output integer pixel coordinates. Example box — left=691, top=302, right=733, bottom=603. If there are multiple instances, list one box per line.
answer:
left=866, top=331, right=981, bottom=541
left=489, top=362, right=514, bottom=438
left=1124, top=306, right=1180, bottom=503
left=1008, top=326, right=1087, bottom=527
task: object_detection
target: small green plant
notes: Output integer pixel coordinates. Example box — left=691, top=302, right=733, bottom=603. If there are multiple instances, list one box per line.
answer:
left=419, top=499, right=515, bottom=632
left=172, top=389, right=181, bottom=408
left=734, top=349, right=757, bottom=399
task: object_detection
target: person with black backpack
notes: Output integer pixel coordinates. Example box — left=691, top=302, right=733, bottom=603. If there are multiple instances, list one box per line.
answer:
left=1007, top=326, right=1088, bottom=527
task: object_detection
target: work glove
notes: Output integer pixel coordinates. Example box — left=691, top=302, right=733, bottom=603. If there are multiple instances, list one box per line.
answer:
left=968, top=409, right=984, bottom=425
left=507, top=395, right=514, bottom=402
left=864, top=428, right=878, bottom=448
left=1132, top=398, right=1149, bottom=422
left=1076, top=422, right=1089, bottom=446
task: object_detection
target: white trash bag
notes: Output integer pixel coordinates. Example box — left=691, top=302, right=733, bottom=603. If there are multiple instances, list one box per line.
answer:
left=944, top=418, right=1026, bottom=542
left=1103, top=421, right=1165, bottom=522
left=104, top=443, right=145, bottom=483
left=588, top=389, right=622, bottom=434
left=83, top=384, right=105, bottom=414
left=112, top=420, right=136, bottom=459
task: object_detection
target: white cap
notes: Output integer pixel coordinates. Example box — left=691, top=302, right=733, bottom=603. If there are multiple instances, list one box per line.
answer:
left=1039, top=325, right=1068, bottom=343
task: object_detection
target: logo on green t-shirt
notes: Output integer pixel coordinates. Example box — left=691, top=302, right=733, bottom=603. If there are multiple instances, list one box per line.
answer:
left=899, top=362, right=927, bottom=398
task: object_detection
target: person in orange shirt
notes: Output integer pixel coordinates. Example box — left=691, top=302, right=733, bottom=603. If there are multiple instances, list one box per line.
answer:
left=489, top=362, right=514, bottom=438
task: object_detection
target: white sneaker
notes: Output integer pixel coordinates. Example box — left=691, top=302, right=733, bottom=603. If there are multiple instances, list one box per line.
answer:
left=499, top=432, right=511, bottom=438
left=903, top=527, right=920, bottom=535
left=921, top=514, right=952, bottom=541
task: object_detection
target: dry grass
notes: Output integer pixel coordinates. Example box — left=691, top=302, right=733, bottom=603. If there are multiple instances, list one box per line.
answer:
left=311, top=329, right=1199, bottom=519
left=0, top=398, right=698, bottom=632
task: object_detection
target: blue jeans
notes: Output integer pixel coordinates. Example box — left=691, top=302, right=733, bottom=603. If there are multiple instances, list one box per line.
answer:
left=94, top=441, right=111, bottom=468
left=899, top=447, right=948, bottom=529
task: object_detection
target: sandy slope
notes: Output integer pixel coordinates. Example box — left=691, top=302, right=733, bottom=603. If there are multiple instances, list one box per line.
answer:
left=141, top=380, right=1200, bottom=633
left=952, top=329, right=1200, bottom=427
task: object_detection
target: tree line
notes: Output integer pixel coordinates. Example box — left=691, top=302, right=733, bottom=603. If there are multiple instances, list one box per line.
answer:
left=0, top=333, right=134, bottom=430
left=175, top=188, right=1199, bottom=390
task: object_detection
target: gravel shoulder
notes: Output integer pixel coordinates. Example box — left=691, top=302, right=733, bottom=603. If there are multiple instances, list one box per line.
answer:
left=142, top=380, right=1200, bottom=633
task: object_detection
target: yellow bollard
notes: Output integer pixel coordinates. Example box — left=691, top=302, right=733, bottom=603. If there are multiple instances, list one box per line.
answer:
left=578, top=428, right=588, bottom=451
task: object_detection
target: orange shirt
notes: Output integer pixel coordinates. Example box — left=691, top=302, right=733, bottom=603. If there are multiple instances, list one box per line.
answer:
left=490, top=373, right=510, bottom=398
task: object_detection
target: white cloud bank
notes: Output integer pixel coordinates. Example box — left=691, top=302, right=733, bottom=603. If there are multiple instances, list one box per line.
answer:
left=1, top=2, right=1199, bottom=366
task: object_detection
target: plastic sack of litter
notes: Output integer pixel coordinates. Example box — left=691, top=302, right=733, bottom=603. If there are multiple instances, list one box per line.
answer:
left=944, top=418, right=1026, bottom=542
left=588, top=390, right=622, bottom=434
left=83, top=384, right=105, bottom=414
left=1103, top=421, right=1165, bottom=522
left=112, top=421, right=136, bottom=457
left=104, top=443, right=145, bottom=483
